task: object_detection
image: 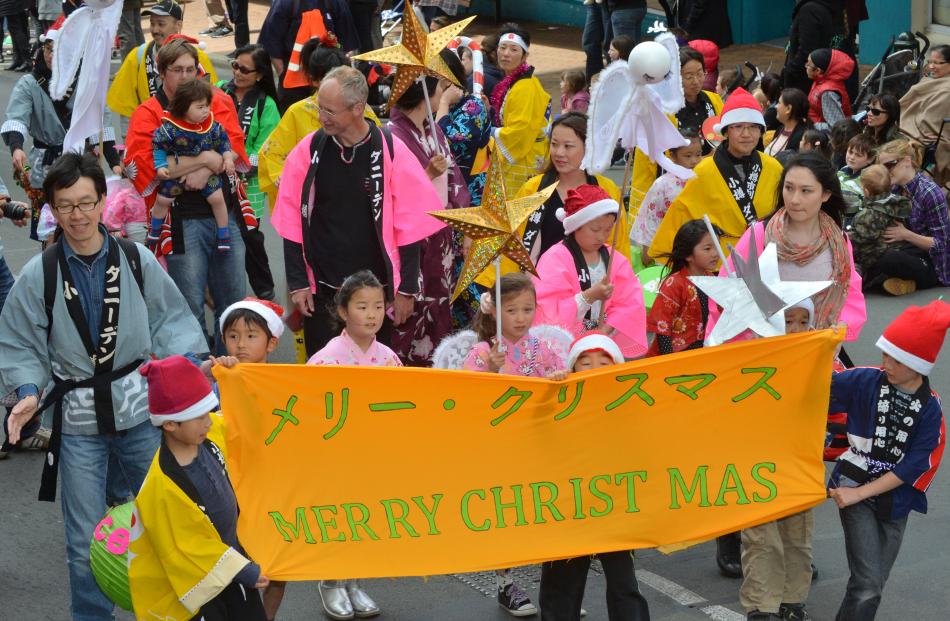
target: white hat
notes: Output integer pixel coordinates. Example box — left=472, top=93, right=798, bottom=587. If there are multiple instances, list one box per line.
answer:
left=219, top=297, right=285, bottom=339
left=567, top=332, right=624, bottom=369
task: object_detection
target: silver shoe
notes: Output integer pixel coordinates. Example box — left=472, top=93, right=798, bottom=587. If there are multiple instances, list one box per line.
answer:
left=319, top=581, right=354, bottom=620
left=346, top=580, right=380, bottom=618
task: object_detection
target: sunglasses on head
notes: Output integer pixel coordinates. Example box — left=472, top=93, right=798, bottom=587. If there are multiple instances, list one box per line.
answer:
left=866, top=106, right=886, bottom=116
left=881, top=159, right=901, bottom=170
left=230, top=60, right=256, bottom=75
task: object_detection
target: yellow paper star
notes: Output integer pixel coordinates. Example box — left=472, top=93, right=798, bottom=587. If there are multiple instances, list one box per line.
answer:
left=430, top=151, right=557, bottom=301
left=353, top=10, right=476, bottom=110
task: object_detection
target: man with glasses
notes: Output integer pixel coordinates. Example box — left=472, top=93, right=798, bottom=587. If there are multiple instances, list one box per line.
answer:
left=124, top=38, right=251, bottom=352
left=271, top=66, right=445, bottom=360
left=107, top=1, right=219, bottom=123
left=0, top=152, right=207, bottom=621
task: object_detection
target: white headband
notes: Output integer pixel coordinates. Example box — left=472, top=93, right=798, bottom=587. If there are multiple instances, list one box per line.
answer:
left=500, top=32, right=528, bottom=53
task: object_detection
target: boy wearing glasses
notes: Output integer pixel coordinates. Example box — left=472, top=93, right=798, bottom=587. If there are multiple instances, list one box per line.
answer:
left=0, top=153, right=207, bottom=621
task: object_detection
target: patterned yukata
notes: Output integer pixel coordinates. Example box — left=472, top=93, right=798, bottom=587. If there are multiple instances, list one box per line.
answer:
left=630, top=172, right=688, bottom=248
left=153, top=114, right=233, bottom=200
left=462, top=334, right=564, bottom=377
left=387, top=107, right=471, bottom=365
left=646, top=268, right=709, bottom=356
left=307, top=330, right=402, bottom=367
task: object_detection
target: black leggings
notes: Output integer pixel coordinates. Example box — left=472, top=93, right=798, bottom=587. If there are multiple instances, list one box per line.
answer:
left=540, top=551, right=651, bottom=621
left=864, top=246, right=939, bottom=290
left=193, top=582, right=266, bottom=621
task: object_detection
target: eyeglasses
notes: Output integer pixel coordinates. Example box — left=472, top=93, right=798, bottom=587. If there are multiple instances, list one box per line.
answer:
left=729, top=124, right=761, bottom=135
left=927, top=59, right=948, bottom=66
left=166, top=65, right=198, bottom=75
left=54, top=200, right=99, bottom=214
left=230, top=60, right=256, bottom=75
left=866, top=107, right=886, bottom=116
left=880, top=158, right=901, bottom=170
left=682, top=70, right=706, bottom=82
left=318, top=105, right=353, bottom=118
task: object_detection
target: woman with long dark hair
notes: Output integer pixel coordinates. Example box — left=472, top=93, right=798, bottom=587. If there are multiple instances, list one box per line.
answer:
left=863, top=93, right=900, bottom=146
left=765, top=87, right=810, bottom=159
left=217, top=43, right=281, bottom=299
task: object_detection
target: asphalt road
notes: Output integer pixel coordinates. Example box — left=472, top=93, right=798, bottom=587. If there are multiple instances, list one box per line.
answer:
left=1, top=56, right=949, bottom=620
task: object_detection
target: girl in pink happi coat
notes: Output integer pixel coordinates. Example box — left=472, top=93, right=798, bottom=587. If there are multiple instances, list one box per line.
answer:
left=461, top=271, right=565, bottom=616
left=534, top=184, right=648, bottom=359
left=305, top=270, right=398, bottom=618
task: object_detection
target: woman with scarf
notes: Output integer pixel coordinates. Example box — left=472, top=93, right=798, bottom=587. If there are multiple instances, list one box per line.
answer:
left=630, top=45, right=724, bottom=205
left=708, top=153, right=866, bottom=618
left=490, top=22, right=551, bottom=194
left=1, top=28, right=121, bottom=241
left=217, top=44, right=280, bottom=301
left=387, top=72, right=471, bottom=365
left=257, top=40, right=380, bottom=209
left=435, top=47, right=492, bottom=328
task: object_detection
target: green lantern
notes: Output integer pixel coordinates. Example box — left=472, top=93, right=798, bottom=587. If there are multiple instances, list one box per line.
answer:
left=89, top=501, right=135, bottom=611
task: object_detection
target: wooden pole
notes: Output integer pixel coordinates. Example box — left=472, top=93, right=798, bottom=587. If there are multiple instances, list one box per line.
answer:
left=597, top=149, right=634, bottom=326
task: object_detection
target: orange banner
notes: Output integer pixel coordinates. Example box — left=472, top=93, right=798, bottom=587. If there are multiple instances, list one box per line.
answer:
left=215, top=330, right=840, bottom=580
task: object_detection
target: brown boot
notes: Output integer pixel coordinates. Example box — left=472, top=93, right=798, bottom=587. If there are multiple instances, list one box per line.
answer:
left=882, top=278, right=916, bottom=296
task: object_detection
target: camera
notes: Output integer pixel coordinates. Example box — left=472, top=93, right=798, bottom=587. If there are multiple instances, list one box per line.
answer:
left=1, top=201, right=28, bottom=221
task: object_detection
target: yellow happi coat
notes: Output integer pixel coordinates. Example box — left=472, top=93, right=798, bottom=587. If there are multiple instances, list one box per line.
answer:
left=257, top=93, right=381, bottom=208
left=107, top=41, right=218, bottom=118
left=493, top=74, right=551, bottom=193
left=129, top=413, right=252, bottom=620
left=648, top=152, right=783, bottom=261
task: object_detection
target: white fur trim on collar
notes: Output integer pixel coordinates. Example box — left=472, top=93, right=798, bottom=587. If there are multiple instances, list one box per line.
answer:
left=150, top=391, right=219, bottom=426
left=568, top=334, right=624, bottom=369
left=219, top=300, right=284, bottom=339
left=500, top=32, right=528, bottom=52
left=556, top=198, right=619, bottom=234
left=875, top=336, right=933, bottom=376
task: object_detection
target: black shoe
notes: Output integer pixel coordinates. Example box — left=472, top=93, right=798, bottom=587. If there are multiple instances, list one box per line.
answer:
left=716, top=533, right=742, bottom=578
left=14, top=62, right=30, bottom=72
left=810, top=563, right=818, bottom=582
left=779, top=603, right=810, bottom=620
left=226, top=49, right=238, bottom=59
left=210, top=25, right=233, bottom=38
left=198, top=26, right=216, bottom=35
left=747, top=612, right=781, bottom=621
left=497, top=583, right=537, bottom=617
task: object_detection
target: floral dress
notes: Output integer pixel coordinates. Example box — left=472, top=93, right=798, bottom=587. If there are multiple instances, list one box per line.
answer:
left=630, top=172, right=688, bottom=248
left=647, top=268, right=709, bottom=356
left=462, top=334, right=564, bottom=377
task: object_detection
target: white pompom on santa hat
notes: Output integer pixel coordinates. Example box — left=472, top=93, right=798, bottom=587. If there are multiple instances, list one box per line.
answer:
left=567, top=331, right=624, bottom=369
left=219, top=297, right=286, bottom=339
left=555, top=184, right=619, bottom=235
left=876, top=300, right=950, bottom=375
left=713, top=87, right=765, bottom=135
left=140, top=355, right=219, bottom=426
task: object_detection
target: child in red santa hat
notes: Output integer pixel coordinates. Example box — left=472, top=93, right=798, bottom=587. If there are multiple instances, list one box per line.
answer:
left=533, top=184, right=647, bottom=359
left=827, top=300, right=949, bottom=620
left=538, top=332, right=651, bottom=621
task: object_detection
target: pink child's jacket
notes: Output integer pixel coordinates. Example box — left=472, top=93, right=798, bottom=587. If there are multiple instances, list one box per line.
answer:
left=534, top=242, right=648, bottom=358
left=707, top=221, right=867, bottom=343
left=270, top=129, right=446, bottom=293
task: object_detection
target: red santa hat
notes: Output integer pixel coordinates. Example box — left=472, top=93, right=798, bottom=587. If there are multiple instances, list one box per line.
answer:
left=162, top=33, right=207, bottom=51
left=40, top=15, right=64, bottom=42
left=876, top=300, right=950, bottom=376
left=555, top=184, right=619, bottom=235
left=219, top=297, right=286, bottom=339
left=714, top=87, right=765, bottom=134
left=567, top=332, right=624, bottom=369
left=140, top=356, right=219, bottom=426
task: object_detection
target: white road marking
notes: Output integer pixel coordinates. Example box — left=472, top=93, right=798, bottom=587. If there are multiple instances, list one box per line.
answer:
left=635, top=570, right=745, bottom=621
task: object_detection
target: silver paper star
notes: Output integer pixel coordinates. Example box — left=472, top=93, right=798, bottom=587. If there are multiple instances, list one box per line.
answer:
left=690, top=227, right=832, bottom=346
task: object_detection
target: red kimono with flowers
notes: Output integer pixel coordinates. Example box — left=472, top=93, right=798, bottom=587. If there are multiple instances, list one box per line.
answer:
left=647, top=268, right=707, bottom=356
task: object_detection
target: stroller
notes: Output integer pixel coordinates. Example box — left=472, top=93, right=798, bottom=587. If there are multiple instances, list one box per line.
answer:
left=855, top=31, right=930, bottom=110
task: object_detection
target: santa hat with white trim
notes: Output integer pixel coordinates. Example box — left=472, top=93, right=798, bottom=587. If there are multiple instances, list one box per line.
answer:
left=567, top=331, right=624, bottom=369
left=40, top=15, right=64, bottom=42
left=714, top=87, right=765, bottom=134
left=556, top=184, right=619, bottom=235
left=219, top=297, right=286, bottom=339
left=141, top=355, right=219, bottom=426
left=876, top=300, right=950, bottom=376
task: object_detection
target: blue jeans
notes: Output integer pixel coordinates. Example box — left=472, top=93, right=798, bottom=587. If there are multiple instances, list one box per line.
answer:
left=609, top=7, right=647, bottom=44
left=582, top=5, right=647, bottom=81
left=0, top=252, right=14, bottom=314
left=60, top=421, right=160, bottom=621
left=835, top=499, right=908, bottom=620
left=165, top=214, right=246, bottom=354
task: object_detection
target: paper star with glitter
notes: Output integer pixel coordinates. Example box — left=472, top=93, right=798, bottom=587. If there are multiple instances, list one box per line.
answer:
left=353, top=9, right=476, bottom=110
left=429, top=151, right=557, bottom=300
left=689, top=227, right=833, bottom=346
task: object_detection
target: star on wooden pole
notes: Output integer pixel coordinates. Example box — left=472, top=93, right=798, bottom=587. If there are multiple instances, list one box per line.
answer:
left=429, top=151, right=557, bottom=301
left=353, top=9, right=476, bottom=110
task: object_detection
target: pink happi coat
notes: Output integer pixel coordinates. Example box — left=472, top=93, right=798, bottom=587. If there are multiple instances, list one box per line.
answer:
left=270, top=129, right=446, bottom=293
left=707, top=220, right=867, bottom=342
left=534, top=242, right=648, bottom=358
left=307, top=330, right=403, bottom=367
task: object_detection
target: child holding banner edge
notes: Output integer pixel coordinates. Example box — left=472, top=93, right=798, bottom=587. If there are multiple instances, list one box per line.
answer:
left=306, top=270, right=398, bottom=619
left=827, top=301, right=949, bottom=621
left=463, top=271, right=566, bottom=616
left=538, top=332, right=651, bottom=621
